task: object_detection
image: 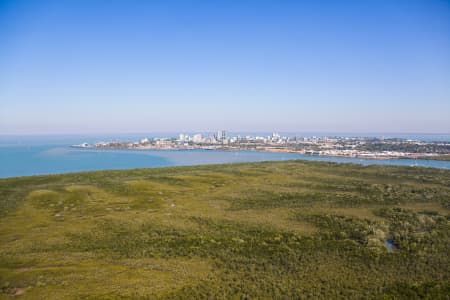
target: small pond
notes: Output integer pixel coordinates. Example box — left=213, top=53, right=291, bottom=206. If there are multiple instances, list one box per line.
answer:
left=385, top=240, right=397, bottom=252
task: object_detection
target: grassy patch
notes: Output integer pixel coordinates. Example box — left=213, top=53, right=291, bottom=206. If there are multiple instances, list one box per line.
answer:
left=0, top=160, right=449, bottom=298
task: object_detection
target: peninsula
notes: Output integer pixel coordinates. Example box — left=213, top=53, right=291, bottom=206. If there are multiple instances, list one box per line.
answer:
left=72, top=131, right=450, bottom=161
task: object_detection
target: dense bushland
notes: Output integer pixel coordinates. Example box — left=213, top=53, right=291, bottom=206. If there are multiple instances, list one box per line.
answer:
left=0, top=160, right=449, bottom=299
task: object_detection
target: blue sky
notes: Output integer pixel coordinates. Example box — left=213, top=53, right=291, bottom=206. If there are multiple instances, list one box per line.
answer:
left=0, top=0, right=449, bottom=134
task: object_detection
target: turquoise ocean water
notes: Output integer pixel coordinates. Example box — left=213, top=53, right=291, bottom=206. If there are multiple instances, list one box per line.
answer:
left=1, top=134, right=449, bottom=178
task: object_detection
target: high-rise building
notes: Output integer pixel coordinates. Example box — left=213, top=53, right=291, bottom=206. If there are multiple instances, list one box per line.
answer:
left=216, top=130, right=226, bottom=142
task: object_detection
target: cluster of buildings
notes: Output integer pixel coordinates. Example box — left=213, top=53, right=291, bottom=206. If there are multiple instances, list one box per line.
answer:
left=176, top=131, right=291, bottom=145
left=74, top=131, right=293, bottom=150
left=71, top=132, right=450, bottom=161
left=178, top=130, right=230, bottom=144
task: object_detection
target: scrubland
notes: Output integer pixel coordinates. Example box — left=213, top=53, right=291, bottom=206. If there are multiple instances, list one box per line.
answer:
left=0, top=160, right=449, bottom=299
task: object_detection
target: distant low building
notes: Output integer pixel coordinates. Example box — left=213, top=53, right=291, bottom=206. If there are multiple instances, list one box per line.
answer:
left=156, top=139, right=172, bottom=147
left=140, top=138, right=150, bottom=144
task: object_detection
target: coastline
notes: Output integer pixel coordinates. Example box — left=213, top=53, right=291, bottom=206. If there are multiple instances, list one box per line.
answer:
left=4, top=148, right=450, bottom=180
left=78, top=144, right=450, bottom=162
left=1, top=157, right=450, bottom=181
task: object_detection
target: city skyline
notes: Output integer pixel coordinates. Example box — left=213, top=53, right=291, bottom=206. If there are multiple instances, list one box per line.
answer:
left=1, top=0, right=450, bottom=134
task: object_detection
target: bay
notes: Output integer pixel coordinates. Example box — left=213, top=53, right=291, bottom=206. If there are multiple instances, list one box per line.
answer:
left=1, top=144, right=449, bottom=178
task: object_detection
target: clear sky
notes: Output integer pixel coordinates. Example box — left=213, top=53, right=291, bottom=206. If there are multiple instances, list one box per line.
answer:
left=0, top=0, right=449, bottom=134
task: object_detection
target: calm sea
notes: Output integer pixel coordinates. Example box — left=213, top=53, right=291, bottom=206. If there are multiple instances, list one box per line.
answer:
left=0, top=134, right=449, bottom=178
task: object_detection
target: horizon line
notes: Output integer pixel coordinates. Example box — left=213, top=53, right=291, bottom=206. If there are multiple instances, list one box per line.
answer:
left=1, top=131, right=450, bottom=137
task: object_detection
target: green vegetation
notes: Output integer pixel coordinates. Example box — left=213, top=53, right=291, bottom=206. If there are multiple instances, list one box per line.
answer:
left=0, top=160, right=449, bottom=299
left=420, top=155, right=450, bottom=161
left=355, top=140, right=450, bottom=154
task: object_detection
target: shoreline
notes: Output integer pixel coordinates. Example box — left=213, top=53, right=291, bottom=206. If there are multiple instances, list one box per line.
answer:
left=74, top=145, right=450, bottom=162
left=2, top=157, right=450, bottom=181
left=3, top=146, right=450, bottom=180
